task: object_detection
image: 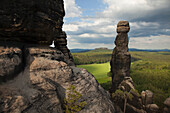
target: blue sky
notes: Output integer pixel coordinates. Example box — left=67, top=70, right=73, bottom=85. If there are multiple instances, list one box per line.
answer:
left=63, top=0, right=170, bottom=49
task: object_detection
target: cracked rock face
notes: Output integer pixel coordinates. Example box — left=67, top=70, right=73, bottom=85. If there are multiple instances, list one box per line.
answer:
left=0, top=47, right=115, bottom=113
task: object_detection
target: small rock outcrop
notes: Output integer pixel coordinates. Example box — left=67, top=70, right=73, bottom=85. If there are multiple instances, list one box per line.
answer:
left=146, top=104, right=159, bottom=113
left=0, top=0, right=115, bottom=113
left=163, top=97, right=170, bottom=113
left=141, top=90, right=154, bottom=106
left=110, top=21, right=131, bottom=92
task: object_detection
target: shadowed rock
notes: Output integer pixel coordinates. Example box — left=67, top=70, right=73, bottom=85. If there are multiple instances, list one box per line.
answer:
left=0, top=0, right=74, bottom=64
left=110, top=21, right=131, bottom=92
left=163, top=97, right=170, bottom=113
left=0, top=0, right=65, bottom=45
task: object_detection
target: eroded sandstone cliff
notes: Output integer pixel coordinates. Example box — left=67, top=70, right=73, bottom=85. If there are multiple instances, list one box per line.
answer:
left=0, top=47, right=115, bottom=113
left=0, top=0, right=115, bottom=113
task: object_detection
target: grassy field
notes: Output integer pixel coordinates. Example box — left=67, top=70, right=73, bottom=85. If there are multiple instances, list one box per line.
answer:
left=77, top=62, right=112, bottom=90
left=74, top=50, right=170, bottom=109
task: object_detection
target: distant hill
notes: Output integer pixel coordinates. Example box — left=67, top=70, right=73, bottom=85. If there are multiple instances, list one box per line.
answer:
left=70, top=49, right=93, bottom=53
left=90, top=48, right=112, bottom=52
left=129, top=48, right=170, bottom=52
left=71, top=48, right=170, bottom=53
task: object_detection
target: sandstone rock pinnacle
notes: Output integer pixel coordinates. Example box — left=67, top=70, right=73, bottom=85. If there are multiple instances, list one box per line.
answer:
left=110, top=21, right=131, bottom=92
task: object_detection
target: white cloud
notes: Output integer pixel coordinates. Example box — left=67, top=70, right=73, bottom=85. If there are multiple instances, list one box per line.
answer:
left=101, top=0, right=170, bottom=20
left=129, top=35, right=170, bottom=49
left=63, top=24, right=79, bottom=31
left=63, top=0, right=170, bottom=49
left=67, top=40, right=114, bottom=49
left=63, top=0, right=82, bottom=18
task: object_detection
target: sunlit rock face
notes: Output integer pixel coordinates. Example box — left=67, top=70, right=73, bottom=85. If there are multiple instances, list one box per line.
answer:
left=110, top=21, right=131, bottom=92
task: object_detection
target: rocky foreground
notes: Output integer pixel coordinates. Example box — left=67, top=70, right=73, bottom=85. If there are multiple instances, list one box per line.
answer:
left=0, top=46, right=115, bottom=113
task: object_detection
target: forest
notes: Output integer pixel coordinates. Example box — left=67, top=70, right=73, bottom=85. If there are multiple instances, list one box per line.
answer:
left=72, top=49, right=170, bottom=109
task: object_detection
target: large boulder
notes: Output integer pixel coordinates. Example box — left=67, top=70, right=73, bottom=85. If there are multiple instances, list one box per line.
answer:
left=117, top=21, right=130, bottom=33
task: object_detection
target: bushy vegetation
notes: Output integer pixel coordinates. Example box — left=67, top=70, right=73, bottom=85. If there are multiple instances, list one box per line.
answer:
left=64, top=85, right=86, bottom=113
left=112, top=89, right=139, bottom=113
left=130, top=52, right=170, bottom=108
left=74, top=50, right=170, bottom=109
left=72, top=49, right=139, bottom=65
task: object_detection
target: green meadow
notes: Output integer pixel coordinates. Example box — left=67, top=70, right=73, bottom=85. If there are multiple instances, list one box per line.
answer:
left=77, top=62, right=112, bottom=90
left=74, top=50, right=170, bottom=108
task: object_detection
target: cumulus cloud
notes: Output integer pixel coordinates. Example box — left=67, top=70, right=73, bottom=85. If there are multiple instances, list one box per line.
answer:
left=64, top=0, right=82, bottom=18
left=129, top=35, right=170, bottom=49
left=63, top=0, right=170, bottom=49
left=102, top=0, right=170, bottom=20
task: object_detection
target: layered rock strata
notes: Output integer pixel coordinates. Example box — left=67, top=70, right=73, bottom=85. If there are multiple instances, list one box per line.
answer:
left=0, top=0, right=73, bottom=60
left=0, top=0, right=64, bottom=45
left=110, top=21, right=131, bottom=92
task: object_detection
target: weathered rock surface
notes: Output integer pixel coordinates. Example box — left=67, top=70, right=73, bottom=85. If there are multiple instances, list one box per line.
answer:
left=146, top=104, right=159, bottom=113
left=117, top=21, right=130, bottom=33
left=113, top=76, right=145, bottom=113
left=0, top=0, right=73, bottom=61
left=0, top=0, right=65, bottom=45
left=118, top=77, right=135, bottom=92
left=141, top=90, right=154, bottom=106
left=110, top=21, right=131, bottom=92
left=0, top=47, right=115, bottom=113
left=0, top=47, right=24, bottom=82
left=110, top=21, right=160, bottom=113
left=163, top=97, right=170, bottom=113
